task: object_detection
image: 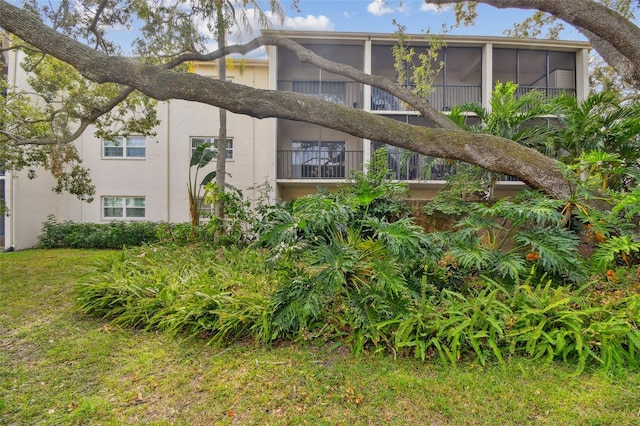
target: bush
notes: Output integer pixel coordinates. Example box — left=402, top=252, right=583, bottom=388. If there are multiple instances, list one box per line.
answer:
left=386, top=275, right=640, bottom=373
left=38, top=216, right=162, bottom=249
left=77, top=245, right=278, bottom=345
left=77, top=243, right=640, bottom=373
left=74, top=166, right=640, bottom=373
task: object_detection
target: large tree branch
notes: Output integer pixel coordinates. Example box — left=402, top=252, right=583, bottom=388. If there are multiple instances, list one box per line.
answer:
left=425, top=0, right=640, bottom=88
left=580, top=28, right=639, bottom=88
left=2, top=82, right=136, bottom=146
left=0, top=0, right=573, bottom=199
left=168, top=34, right=459, bottom=130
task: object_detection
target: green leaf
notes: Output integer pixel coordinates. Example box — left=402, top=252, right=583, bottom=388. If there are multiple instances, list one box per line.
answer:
left=190, top=143, right=215, bottom=168
left=200, top=170, right=217, bottom=186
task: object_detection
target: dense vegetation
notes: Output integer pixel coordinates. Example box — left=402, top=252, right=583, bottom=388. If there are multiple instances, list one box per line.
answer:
left=75, top=145, right=640, bottom=373
left=38, top=216, right=163, bottom=249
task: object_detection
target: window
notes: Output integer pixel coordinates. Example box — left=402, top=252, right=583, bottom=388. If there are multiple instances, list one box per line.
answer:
left=197, top=197, right=213, bottom=219
left=493, top=49, right=576, bottom=92
left=103, top=136, right=146, bottom=158
left=190, top=137, right=234, bottom=159
left=102, top=197, right=145, bottom=218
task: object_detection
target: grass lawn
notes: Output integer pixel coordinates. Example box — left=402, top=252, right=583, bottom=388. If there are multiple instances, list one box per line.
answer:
left=1, top=249, right=639, bottom=425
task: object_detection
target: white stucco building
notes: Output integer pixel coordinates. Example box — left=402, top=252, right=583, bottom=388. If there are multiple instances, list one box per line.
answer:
left=0, top=31, right=590, bottom=250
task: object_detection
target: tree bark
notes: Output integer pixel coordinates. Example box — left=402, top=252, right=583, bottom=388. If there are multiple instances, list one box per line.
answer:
left=214, top=2, right=228, bottom=245
left=0, top=0, right=574, bottom=199
left=425, top=0, right=640, bottom=88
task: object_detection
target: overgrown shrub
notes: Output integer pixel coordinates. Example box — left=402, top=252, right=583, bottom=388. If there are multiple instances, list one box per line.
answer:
left=430, top=192, right=587, bottom=287
left=77, top=244, right=640, bottom=373
left=253, top=150, right=430, bottom=353
left=77, top=245, right=278, bottom=345
left=38, top=215, right=162, bottom=249
left=385, top=274, right=640, bottom=373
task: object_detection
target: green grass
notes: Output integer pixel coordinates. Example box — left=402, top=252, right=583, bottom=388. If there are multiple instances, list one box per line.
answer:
left=1, top=249, right=639, bottom=425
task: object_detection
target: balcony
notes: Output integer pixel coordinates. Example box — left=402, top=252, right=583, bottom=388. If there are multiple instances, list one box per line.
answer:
left=381, top=151, right=520, bottom=182
left=277, top=150, right=363, bottom=180
left=277, top=148, right=521, bottom=182
left=278, top=80, right=364, bottom=108
left=371, top=84, right=482, bottom=112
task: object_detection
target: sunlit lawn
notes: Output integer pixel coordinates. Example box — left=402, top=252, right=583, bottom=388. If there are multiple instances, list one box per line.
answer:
left=1, top=249, right=639, bottom=425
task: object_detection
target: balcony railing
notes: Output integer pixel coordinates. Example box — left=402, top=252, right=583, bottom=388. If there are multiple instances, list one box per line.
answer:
left=277, top=149, right=521, bottom=182
left=277, top=150, right=363, bottom=179
left=277, top=81, right=575, bottom=112
left=382, top=151, right=520, bottom=182
left=371, top=84, right=482, bottom=112
left=516, top=86, right=576, bottom=99
left=278, top=81, right=363, bottom=108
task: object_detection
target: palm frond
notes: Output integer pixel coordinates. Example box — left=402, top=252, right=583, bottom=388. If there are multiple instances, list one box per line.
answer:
left=590, top=235, right=640, bottom=271
left=491, top=250, right=528, bottom=283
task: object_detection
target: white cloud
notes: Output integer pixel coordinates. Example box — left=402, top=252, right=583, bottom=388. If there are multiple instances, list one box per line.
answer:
left=420, top=3, right=452, bottom=13
left=367, top=0, right=394, bottom=17
left=222, top=10, right=334, bottom=57
left=282, top=15, right=334, bottom=31
left=225, top=9, right=333, bottom=44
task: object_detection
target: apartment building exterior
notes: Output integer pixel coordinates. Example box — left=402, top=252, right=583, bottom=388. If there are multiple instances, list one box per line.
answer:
left=269, top=30, right=590, bottom=201
left=1, top=31, right=590, bottom=250
left=1, top=58, right=273, bottom=250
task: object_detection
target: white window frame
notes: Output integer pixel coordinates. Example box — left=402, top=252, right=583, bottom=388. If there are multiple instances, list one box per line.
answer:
left=102, top=136, right=146, bottom=159
left=197, top=196, right=213, bottom=219
left=190, top=137, right=234, bottom=160
left=102, top=196, right=146, bottom=219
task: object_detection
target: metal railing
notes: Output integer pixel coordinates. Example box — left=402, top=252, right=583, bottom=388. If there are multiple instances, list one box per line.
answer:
left=382, top=151, right=519, bottom=182
left=277, top=149, right=520, bottom=182
left=278, top=80, right=364, bottom=108
left=277, top=81, right=574, bottom=111
left=277, top=150, right=364, bottom=179
left=371, top=84, right=482, bottom=112
left=516, top=86, right=576, bottom=99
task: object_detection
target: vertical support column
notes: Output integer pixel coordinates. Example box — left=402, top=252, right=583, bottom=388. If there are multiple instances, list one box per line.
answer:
left=165, top=100, right=171, bottom=223
left=575, top=48, right=589, bottom=102
left=4, top=170, right=13, bottom=249
left=267, top=45, right=279, bottom=203
left=0, top=170, right=5, bottom=249
left=482, top=43, right=493, bottom=111
left=362, top=38, right=372, bottom=172
left=546, top=50, right=550, bottom=98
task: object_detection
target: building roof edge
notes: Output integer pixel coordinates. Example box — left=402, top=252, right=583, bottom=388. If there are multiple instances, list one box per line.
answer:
left=261, top=29, right=591, bottom=50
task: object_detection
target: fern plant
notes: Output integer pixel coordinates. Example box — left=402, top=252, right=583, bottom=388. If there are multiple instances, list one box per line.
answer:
left=77, top=245, right=278, bottom=346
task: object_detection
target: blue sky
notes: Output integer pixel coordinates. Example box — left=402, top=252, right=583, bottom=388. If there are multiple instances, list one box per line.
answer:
left=257, top=0, right=586, bottom=40
left=21, top=0, right=585, bottom=53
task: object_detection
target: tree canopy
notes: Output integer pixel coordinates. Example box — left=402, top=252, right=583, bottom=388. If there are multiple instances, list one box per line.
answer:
left=0, top=0, right=638, bottom=200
